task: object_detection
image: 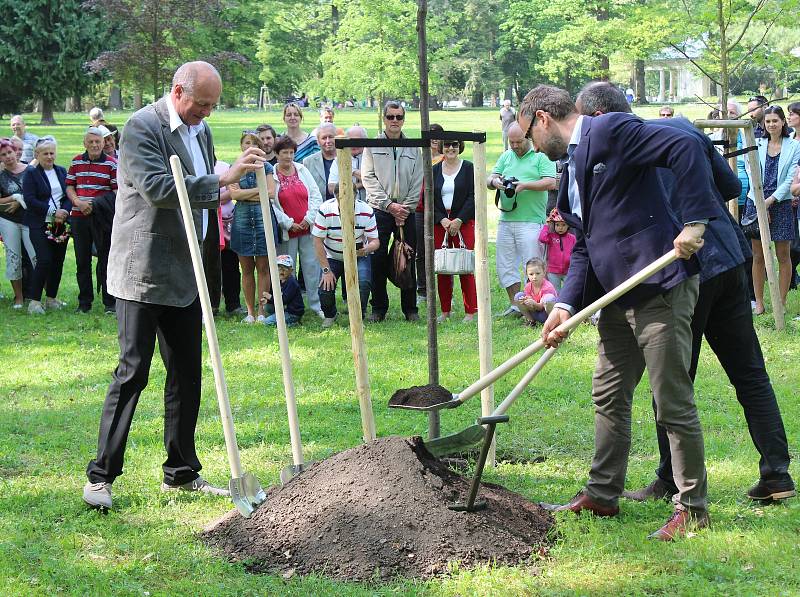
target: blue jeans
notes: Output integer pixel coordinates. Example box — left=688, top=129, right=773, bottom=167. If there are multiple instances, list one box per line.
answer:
left=264, top=312, right=301, bottom=327
left=319, top=256, right=371, bottom=318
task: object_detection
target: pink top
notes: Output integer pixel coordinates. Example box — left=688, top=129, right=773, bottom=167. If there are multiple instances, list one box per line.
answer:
left=538, top=228, right=577, bottom=275
left=277, top=168, right=310, bottom=238
left=524, top=279, right=557, bottom=302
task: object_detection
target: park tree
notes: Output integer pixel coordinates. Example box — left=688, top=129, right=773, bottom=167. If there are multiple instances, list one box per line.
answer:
left=0, top=0, right=110, bottom=124
left=87, top=0, right=248, bottom=105
left=664, top=0, right=799, bottom=109
left=256, top=0, right=329, bottom=100
left=312, top=0, right=425, bottom=103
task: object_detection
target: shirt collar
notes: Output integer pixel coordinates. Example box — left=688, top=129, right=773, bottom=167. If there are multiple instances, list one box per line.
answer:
left=166, top=94, right=205, bottom=137
left=568, top=115, right=584, bottom=149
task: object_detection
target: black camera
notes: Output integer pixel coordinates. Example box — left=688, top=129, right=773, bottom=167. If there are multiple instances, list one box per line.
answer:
left=501, top=176, right=518, bottom=198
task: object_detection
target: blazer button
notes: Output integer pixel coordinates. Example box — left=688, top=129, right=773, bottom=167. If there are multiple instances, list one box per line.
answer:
left=585, top=232, right=591, bottom=239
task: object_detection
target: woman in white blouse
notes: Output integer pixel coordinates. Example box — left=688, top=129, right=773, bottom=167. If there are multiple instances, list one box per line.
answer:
left=22, top=137, right=71, bottom=314
left=432, top=139, right=477, bottom=322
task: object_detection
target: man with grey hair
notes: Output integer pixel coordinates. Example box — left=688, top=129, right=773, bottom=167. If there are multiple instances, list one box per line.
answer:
left=10, top=115, right=38, bottom=163
left=499, top=99, right=516, bottom=150
left=89, top=107, right=106, bottom=126
left=83, top=61, right=267, bottom=510
left=362, top=100, right=424, bottom=322
left=66, top=127, right=119, bottom=313
left=303, top=122, right=338, bottom=202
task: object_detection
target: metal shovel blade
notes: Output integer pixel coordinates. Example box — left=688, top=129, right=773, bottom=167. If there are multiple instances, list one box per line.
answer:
left=278, top=462, right=311, bottom=486
left=229, top=472, right=267, bottom=518
left=423, top=424, right=485, bottom=457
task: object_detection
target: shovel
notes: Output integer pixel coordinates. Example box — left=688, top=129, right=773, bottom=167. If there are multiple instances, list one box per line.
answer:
left=254, top=168, right=308, bottom=484
left=170, top=156, right=266, bottom=518
left=389, top=251, right=679, bottom=415
left=415, top=251, right=679, bottom=456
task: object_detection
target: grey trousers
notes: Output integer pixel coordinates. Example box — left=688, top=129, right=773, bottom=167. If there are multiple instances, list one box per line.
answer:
left=585, top=276, right=707, bottom=512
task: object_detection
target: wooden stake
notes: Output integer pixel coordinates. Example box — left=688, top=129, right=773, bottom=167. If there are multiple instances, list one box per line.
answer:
left=472, top=137, right=495, bottom=466
left=742, top=124, right=785, bottom=330
left=336, top=146, right=377, bottom=442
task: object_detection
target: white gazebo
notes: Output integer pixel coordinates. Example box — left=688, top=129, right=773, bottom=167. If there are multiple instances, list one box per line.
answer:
left=645, top=47, right=714, bottom=102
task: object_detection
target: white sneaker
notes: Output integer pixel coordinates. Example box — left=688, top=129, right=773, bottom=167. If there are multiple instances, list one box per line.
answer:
left=28, top=300, right=45, bottom=315
left=256, top=314, right=268, bottom=324
left=462, top=314, right=475, bottom=323
left=241, top=314, right=256, bottom=324
left=83, top=481, right=113, bottom=509
left=436, top=313, right=450, bottom=323
left=498, top=305, right=521, bottom=318
left=321, top=316, right=336, bottom=328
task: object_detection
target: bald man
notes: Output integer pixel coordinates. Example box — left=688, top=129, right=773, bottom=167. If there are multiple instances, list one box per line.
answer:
left=487, top=122, right=558, bottom=316
left=84, top=61, right=266, bottom=510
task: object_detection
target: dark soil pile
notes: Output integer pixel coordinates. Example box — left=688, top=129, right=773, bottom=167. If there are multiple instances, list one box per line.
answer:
left=203, top=436, right=552, bottom=581
left=388, top=384, right=453, bottom=409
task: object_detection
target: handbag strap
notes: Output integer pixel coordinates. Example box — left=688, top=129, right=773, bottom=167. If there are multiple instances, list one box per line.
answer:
left=440, top=229, right=467, bottom=248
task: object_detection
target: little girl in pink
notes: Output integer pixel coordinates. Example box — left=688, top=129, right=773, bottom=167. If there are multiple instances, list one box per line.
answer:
left=538, top=208, right=576, bottom=290
left=515, top=258, right=557, bottom=324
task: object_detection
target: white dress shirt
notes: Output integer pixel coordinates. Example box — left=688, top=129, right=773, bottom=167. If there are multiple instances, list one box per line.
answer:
left=166, top=95, right=211, bottom=239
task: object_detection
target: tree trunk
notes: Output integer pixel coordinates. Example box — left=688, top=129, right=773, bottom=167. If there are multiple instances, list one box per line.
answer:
left=72, top=93, right=82, bottom=113
left=109, top=85, right=123, bottom=110
left=595, top=6, right=609, bottom=80
left=716, top=0, right=728, bottom=111
left=134, top=92, right=143, bottom=110
left=471, top=91, right=483, bottom=108
left=634, top=59, right=648, bottom=104
left=332, top=2, right=339, bottom=33
left=40, top=98, right=56, bottom=125
left=505, top=85, right=513, bottom=102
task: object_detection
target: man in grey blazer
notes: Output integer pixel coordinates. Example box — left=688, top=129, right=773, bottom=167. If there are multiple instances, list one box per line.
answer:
left=83, top=62, right=266, bottom=510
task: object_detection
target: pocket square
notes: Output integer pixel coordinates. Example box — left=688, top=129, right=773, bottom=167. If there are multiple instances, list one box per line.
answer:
left=592, top=162, right=607, bottom=174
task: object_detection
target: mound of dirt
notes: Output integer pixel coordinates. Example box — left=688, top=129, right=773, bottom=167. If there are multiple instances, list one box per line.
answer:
left=388, top=384, right=453, bottom=409
left=203, top=436, right=552, bottom=581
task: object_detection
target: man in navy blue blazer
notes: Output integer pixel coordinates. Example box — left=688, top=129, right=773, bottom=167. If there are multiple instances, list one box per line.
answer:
left=576, top=82, right=795, bottom=505
left=518, top=85, right=718, bottom=541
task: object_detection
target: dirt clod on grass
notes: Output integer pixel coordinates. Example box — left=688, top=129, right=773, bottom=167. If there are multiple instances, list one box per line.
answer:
left=203, top=436, right=552, bottom=581
left=388, top=384, right=453, bottom=409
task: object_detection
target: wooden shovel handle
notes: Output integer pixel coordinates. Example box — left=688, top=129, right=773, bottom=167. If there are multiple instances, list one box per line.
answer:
left=169, top=155, right=243, bottom=479
left=456, top=251, right=679, bottom=404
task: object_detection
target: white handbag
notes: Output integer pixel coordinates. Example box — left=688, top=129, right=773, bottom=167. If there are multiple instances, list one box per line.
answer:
left=434, top=230, right=474, bottom=275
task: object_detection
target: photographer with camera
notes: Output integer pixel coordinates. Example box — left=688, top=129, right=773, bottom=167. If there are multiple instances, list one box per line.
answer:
left=488, top=122, right=557, bottom=317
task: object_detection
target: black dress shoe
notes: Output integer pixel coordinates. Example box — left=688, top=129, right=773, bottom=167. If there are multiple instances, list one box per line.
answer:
left=622, top=477, right=677, bottom=502
left=539, top=490, right=619, bottom=517
left=367, top=312, right=385, bottom=323
left=747, top=476, right=796, bottom=502
left=405, top=312, right=420, bottom=322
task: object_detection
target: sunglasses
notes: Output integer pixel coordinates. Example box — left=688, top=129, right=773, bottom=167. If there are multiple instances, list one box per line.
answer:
left=524, top=119, right=534, bottom=140
left=242, top=129, right=258, bottom=134
left=384, top=114, right=405, bottom=121
left=442, top=141, right=460, bottom=148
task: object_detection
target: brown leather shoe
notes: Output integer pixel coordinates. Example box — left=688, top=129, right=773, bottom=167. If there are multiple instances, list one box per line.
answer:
left=539, top=491, right=619, bottom=517
left=648, top=508, right=709, bottom=541
left=622, top=477, right=677, bottom=502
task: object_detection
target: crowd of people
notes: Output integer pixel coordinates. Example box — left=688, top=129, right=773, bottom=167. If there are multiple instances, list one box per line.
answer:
left=3, top=93, right=800, bottom=329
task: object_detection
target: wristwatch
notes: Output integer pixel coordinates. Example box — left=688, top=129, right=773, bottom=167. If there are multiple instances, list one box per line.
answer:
left=322, top=267, right=331, bottom=274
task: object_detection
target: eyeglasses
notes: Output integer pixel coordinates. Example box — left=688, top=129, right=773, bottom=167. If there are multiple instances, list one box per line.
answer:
left=442, top=141, right=460, bottom=148
left=384, top=114, right=405, bottom=121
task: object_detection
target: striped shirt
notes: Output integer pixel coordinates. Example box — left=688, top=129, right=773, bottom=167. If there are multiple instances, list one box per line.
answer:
left=66, top=151, right=117, bottom=217
left=312, top=198, right=378, bottom=259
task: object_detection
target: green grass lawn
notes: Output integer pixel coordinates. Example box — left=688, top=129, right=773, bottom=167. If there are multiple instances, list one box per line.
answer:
left=1, top=105, right=799, bottom=595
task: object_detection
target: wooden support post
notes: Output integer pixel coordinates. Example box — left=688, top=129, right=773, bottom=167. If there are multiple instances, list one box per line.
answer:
left=725, top=128, right=739, bottom=221
left=742, top=125, right=785, bottom=330
left=336, top=147, right=377, bottom=441
left=472, top=136, right=495, bottom=466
